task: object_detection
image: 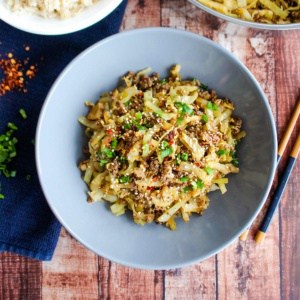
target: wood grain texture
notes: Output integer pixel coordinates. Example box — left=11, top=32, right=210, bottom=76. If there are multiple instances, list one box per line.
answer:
left=275, top=30, right=300, bottom=300
left=98, top=259, right=163, bottom=300
left=41, top=229, right=98, bottom=300
left=0, top=252, right=41, bottom=300
left=164, top=257, right=216, bottom=300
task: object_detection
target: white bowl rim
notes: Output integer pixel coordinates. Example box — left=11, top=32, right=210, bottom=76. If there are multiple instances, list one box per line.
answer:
left=36, top=27, right=278, bottom=269
left=0, top=0, right=123, bottom=35
left=188, top=0, right=300, bottom=30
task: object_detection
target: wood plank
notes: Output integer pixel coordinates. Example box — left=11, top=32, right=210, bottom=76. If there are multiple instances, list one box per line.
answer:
left=217, top=29, right=281, bottom=300
left=274, top=30, right=300, bottom=300
left=164, top=257, right=216, bottom=300
left=121, top=0, right=161, bottom=30
left=98, top=258, right=164, bottom=300
left=41, top=228, right=98, bottom=300
left=0, top=252, right=41, bottom=300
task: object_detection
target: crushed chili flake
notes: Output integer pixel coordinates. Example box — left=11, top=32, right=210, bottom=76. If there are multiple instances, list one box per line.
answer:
left=0, top=52, right=37, bottom=96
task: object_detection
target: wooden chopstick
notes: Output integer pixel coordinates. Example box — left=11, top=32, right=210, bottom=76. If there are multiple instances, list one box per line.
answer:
left=240, top=99, right=300, bottom=241
left=255, top=132, right=300, bottom=243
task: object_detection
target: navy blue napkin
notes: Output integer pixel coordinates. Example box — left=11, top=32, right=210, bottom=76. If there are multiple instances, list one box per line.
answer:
left=0, top=0, right=127, bottom=261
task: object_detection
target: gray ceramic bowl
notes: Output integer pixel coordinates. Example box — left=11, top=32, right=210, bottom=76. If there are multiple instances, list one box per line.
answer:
left=36, top=27, right=277, bottom=270
left=189, top=0, right=300, bottom=30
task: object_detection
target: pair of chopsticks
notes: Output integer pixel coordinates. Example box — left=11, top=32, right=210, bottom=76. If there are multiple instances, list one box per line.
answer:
left=240, top=99, right=300, bottom=243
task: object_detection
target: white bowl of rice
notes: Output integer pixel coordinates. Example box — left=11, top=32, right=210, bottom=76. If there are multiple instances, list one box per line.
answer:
left=0, top=0, right=123, bottom=35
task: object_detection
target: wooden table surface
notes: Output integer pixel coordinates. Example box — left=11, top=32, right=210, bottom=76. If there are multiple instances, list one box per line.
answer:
left=1, top=1, right=300, bottom=299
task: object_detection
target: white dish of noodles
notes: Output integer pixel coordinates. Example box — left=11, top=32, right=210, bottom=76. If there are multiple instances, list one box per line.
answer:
left=0, top=0, right=122, bottom=35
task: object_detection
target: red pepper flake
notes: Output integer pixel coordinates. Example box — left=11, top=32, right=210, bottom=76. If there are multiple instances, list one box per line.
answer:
left=168, top=140, right=174, bottom=145
left=106, top=129, right=113, bottom=135
left=147, top=186, right=154, bottom=191
left=194, top=162, right=201, bottom=167
left=152, top=176, right=158, bottom=182
left=0, top=51, right=37, bottom=96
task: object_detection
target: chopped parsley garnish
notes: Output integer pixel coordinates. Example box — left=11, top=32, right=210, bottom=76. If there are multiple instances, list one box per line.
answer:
left=207, top=102, right=218, bottom=111
left=119, top=175, right=131, bottom=183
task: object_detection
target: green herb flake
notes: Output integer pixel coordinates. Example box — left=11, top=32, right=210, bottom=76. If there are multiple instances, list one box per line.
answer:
left=181, top=152, right=189, bottom=161
left=204, top=166, right=214, bottom=175
left=102, top=148, right=115, bottom=159
left=230, top=151, right=239, bottom=166
left=119, top=175, right=131, bottom=184
left=216, top=149, right=228, bottom=156
left=0, top=194, right=4, bottom=200
left=124, top=100, right=131, bottom=108
left=111, top=139, right=118, bottom=149
left=19, top=108, right=27, bottom=119
left=160, top=148, right=172, bottom=160
left=120, top=156, right=127, bottom=164
left=180, top=176, right=189, bottom=182
left=183, top=186, right=193, bottom=193
left=135, top=112, right=143, bottom=120
left=161, top=140, right=169, bottom=150
left=123, top=123, right=131, bottom=130
left=207, top=102, right=218, bottom=111
left=176, top=156, right=181, bottom=165
left=202, top=114, right=208, bottom=123
left=196, top=179, right=204, bottom=188
left=25, top=174, right=31, bottom=181
left=7, top=122, right=18, bottom=131
left=99, top=159, right=108, bottom=167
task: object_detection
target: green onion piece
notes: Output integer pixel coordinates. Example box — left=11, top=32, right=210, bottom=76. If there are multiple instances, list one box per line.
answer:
left=119, top=175, right=131, bottom=183
left=102, top=148, right=115, bottom=159
left=207, top=102, right=218, bottom=111
left=111, top=139, right=118, bottom=149
left=161, top=140, right=169, bottom=149
left=204, top=166, right=214, bottom=175
left=19, top=108, right=27, bottom=119
left=180, top=176, right=189, bottom=182
left=124, top=100, right=131, bottom=107
left=216, top=149, right=228, bottom=156
left=161, top=79, right=167, bottom=85
left=181, top=153, right=189, bottom=161
left=183, top=186, right=193, bottom=193
left=176, top=156, right=181, bottom=165
left=0, top=194, right=4, bottom=199
left=202, top=114, right=208, bottom=123
left=7, top=123, right=18, bottom=130
left=175, top=102, right=194, bottom=115
left=176, top=116, right=184, bottom=125
left=99, top=159, right=108, bottom=166
left=123, top=123, right=131, bottom=130
left=160, top=148, right=172, bottom=160
left=120, top=156, right=127, bottom=164
left=135, top=112, right=143, bottom=120
left=230, top=151, right=239, bottom=166
left=196, top=179, right=204, bottom=188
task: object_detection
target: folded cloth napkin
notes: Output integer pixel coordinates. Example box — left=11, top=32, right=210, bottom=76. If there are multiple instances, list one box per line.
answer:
left=0, top=0, right=128, bottom=261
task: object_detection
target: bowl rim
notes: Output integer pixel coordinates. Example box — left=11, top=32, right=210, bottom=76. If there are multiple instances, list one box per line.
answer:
left=36, top=27, right=278, bottom=269
left=188, top=0, right=300, bottom=30
left=0, top=0, right=123, bottom=35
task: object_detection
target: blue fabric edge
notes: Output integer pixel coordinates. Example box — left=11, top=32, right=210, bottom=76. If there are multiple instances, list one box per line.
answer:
left=0, top=241, right=52, bottom=261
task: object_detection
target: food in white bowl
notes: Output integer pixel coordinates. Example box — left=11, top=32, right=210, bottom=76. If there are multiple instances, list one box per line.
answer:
left=5, top=0, right=99, bottom=19
left=0, top=0, right=122, bottom=35
left=79, top=65, right=246, bottom=230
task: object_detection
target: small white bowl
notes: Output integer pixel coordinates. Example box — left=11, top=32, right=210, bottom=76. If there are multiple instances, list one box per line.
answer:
left=0, top=0, right=123, bottom=35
